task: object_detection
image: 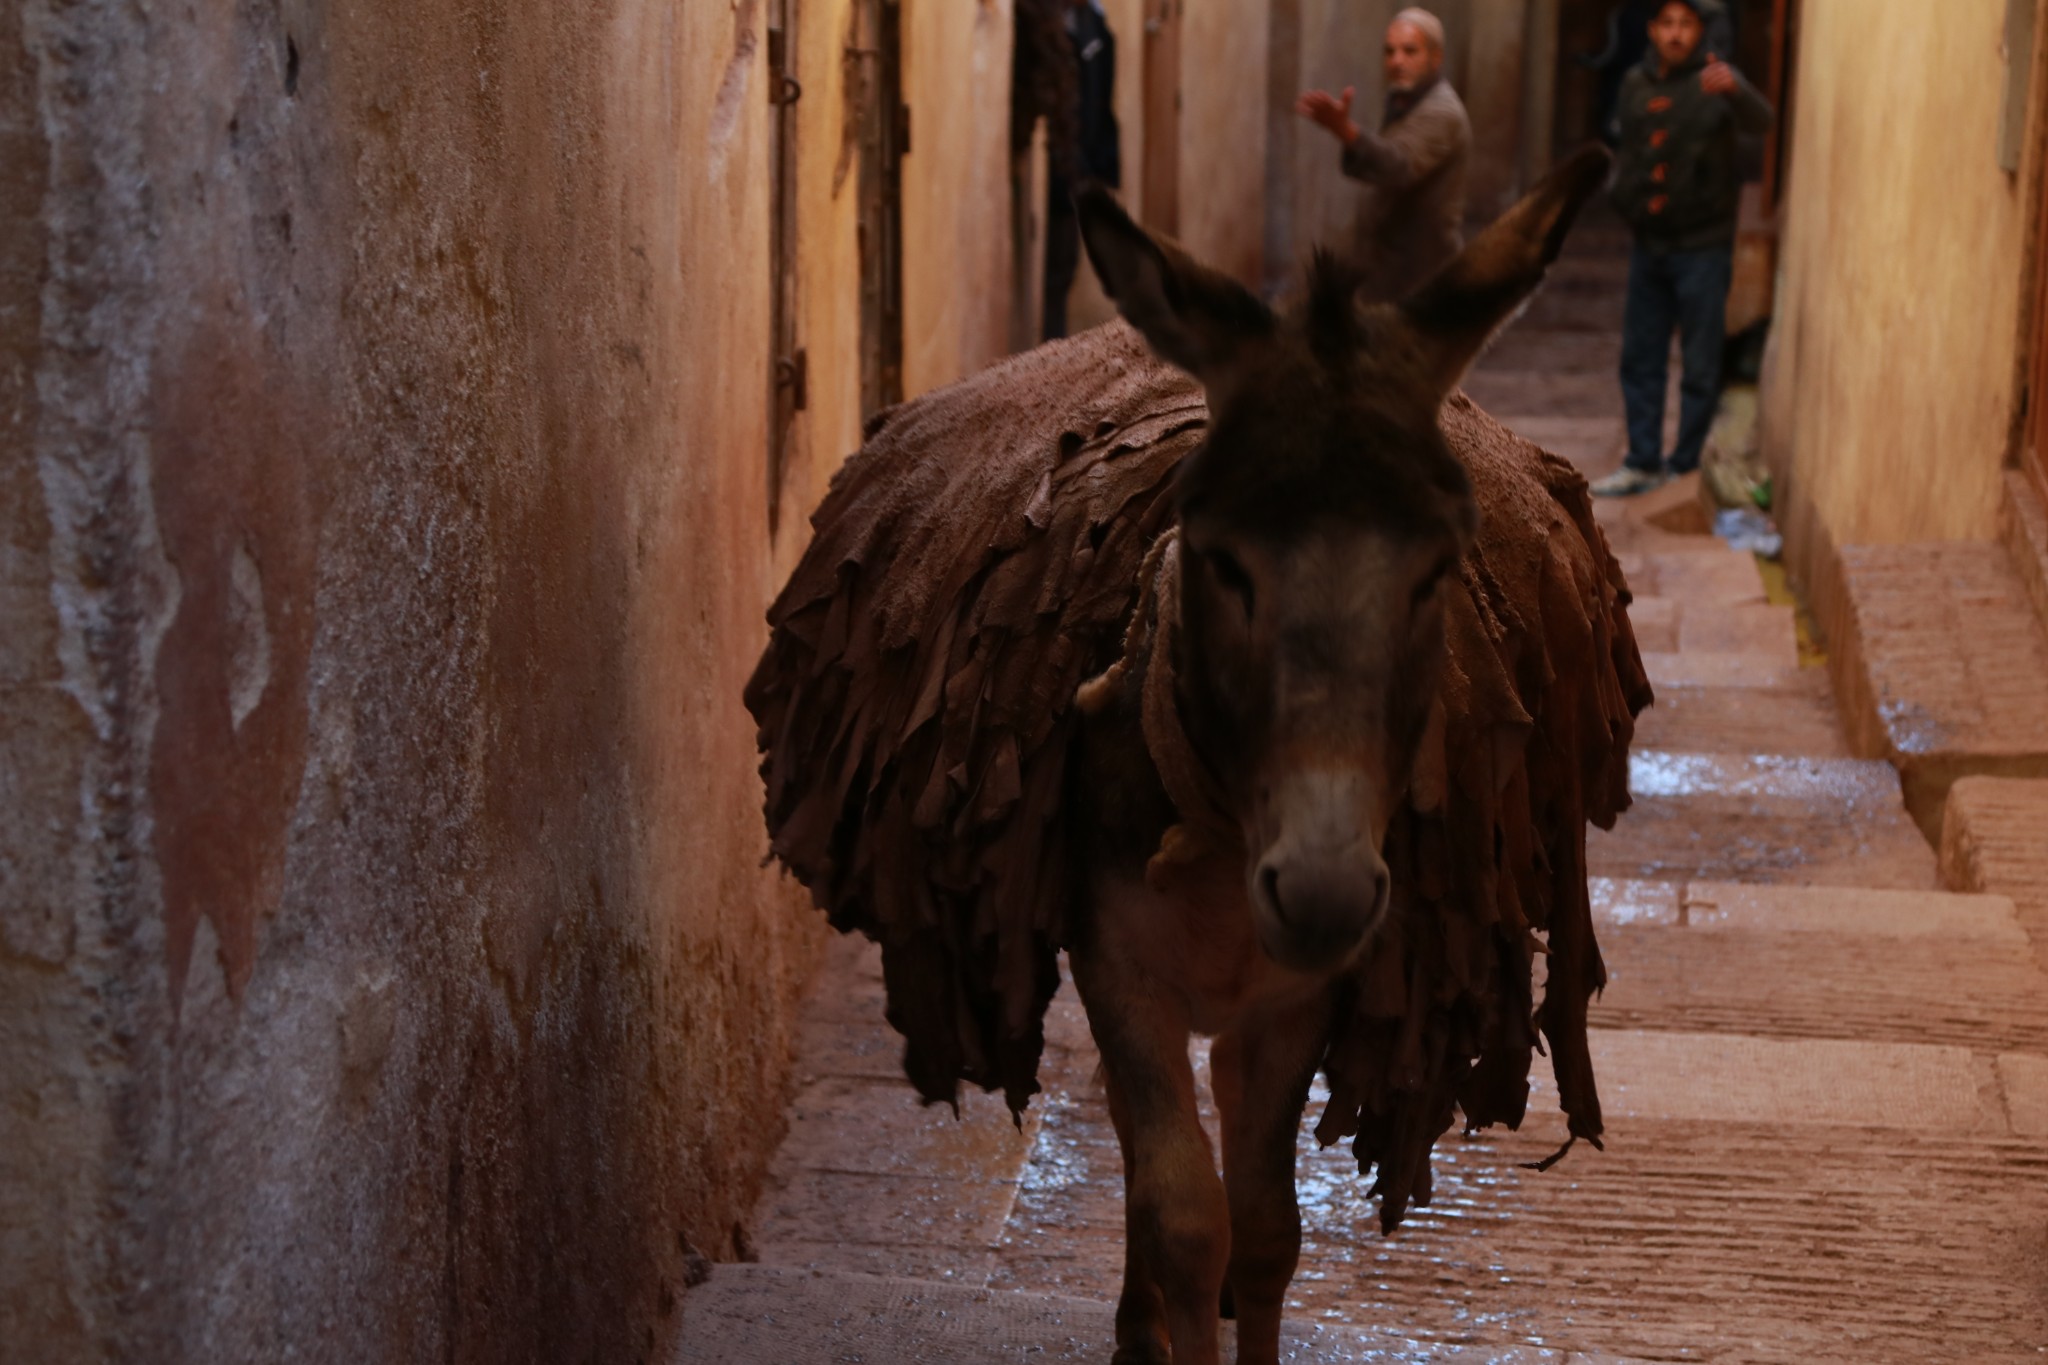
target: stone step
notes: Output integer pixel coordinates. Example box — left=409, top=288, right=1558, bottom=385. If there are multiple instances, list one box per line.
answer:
left=993, top=1022, right=2048, bottom=1363
left=1625, top=594, right=1798, bottom=665
left=1481, top=329, right=1621, bottom=375
left=1941, top=775, right=2048, bottom=955
left=1616, top=544, right=1769, bottom=605
left=1565, top=1028, right=1997, bottom=1132
left=1545, top=253, right=1632, bottom=288
left=1589, top=878, right=2048, bottom=1051
left=2001, top=468, right=2048, bottom=632
left=1587, top=750, right=1937, bottom=888
left=674, top=1264, right=1598, bottom=1364
left=1630, top=677, right=1849, bottom=757
left=1460, top=369, right=1621, bottom=417
left=1519, top=287, right=1626, bottom=333
left=1598, top=521, right=1731, bottom=566
left=1485, top=413, right=1625, bottom=471
left=1639, top=649, right=1813, bottom=692
left=1595, top=469, right=1714, bottom=538
left=1831, top=541, right=2048, bottom=841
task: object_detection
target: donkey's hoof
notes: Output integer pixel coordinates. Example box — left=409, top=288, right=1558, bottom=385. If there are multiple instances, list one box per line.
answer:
left=1111, top=1348, right=1172, bottom=1365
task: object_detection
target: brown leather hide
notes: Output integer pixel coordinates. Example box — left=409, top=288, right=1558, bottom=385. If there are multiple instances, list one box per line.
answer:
left=744, top=319, right=1651, bottom=1229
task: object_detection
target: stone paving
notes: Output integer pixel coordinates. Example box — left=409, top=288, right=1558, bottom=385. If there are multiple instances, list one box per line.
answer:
left=680, top=223, right=2048, bottom=1361
left=1831, top=541, right=2048, bottom=841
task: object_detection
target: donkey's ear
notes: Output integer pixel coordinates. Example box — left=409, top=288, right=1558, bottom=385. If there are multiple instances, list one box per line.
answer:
left=1399, top=146, right=1612, bottom=395
left=1077, top=184, right=1274, bottom=387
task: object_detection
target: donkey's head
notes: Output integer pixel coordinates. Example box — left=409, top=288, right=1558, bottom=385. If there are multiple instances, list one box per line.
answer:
left=1080, top=149, right=1609, bottom=974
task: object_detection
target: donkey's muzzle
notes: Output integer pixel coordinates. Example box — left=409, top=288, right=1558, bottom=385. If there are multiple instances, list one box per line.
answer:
left=1249, top=769, right=1392, bottom=973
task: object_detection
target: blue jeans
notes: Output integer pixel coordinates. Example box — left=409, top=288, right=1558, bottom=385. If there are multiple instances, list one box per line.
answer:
left=1620, top=245, right=1732, bottom=476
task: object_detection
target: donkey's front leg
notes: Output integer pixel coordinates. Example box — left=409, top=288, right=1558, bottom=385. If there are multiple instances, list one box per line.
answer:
left=1211, top=996, right=1331, bottom=1365
left=1073, top=951, right=1229, bottom=1365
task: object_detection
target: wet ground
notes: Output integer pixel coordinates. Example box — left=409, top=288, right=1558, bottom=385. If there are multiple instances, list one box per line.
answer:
left=685, top=221, right=2048, bottom=1362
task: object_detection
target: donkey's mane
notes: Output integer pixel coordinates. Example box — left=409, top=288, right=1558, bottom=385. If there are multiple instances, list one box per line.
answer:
left=1303, top=246, right=1369, bottom=359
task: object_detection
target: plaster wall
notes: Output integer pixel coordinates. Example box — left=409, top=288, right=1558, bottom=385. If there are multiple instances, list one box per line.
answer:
left=1180, top=0, right=1272, bottom=286
left=902, top=0, right=1016, bottom=397
left=0, top=0, right=102, bottom=1351
left=786, top=0, right=868, bottom=528
left=1463, top=0, right=1533, bottom=218
left=1103, top=0, right=1149, bottom=224
left=0, top=1, right=839, bottom=1359
left=1763, top=0, right=2030, bottom=579
left=1265, top=0, right=1305, bottom=292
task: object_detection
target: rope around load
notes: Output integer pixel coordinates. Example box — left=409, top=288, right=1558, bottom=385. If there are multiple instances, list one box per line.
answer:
left=1075, top=530, right=1242, bottom=884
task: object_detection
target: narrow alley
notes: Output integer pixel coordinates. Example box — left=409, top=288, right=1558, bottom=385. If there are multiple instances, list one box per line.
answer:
left=13, top=4, right=2048, bottom=1364
left=683, top=215, right=2048, bottom=1362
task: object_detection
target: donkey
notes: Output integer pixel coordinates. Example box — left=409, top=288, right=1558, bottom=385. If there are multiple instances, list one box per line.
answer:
left=747, top=146, right=1639, bottom=1365
left=1058, top=150, right=1614, bottom=1364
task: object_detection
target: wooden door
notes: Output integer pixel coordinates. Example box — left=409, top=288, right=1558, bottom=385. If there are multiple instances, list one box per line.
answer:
left=1141, top=0, right=1180, bottom=237
left=853, top=0, right=906, bottom=420
left=2027, top=160, right=2048, bottom=498
left=1759, top=0, right=1800, bottom=219
left=2026, top=0, right=2048, bottom=497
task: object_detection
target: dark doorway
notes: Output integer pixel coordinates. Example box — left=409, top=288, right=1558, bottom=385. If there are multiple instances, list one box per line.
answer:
left=1756, top=0, right=1799, bottom=217
left=853, top=0, right=906, bottom=421
left=2026, top=36, right=2048, bottom=496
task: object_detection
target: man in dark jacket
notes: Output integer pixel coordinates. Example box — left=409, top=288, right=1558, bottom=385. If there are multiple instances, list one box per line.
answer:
left=1042, top=0, right=1119, bottom=340
left=1579, top=0, right=1732, bottom=144
left=1296, top=8, right=1471, bottom=302
left=1592, top=0, right=1772, bottom=497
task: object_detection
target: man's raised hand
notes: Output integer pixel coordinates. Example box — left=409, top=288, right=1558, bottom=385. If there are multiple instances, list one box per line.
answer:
left=1295, top=85, right=1361, bottom=144
left=1700, top=54, right=1737, bottom=96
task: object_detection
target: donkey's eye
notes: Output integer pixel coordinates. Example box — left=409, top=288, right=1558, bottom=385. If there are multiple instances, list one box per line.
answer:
left=1203, top=548, right=1256, bottom=617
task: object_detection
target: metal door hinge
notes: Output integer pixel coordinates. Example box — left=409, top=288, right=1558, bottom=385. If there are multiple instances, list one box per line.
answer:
left=768, top=27, right=802, bottom=105
left=777, top=349, right=808, bottom=412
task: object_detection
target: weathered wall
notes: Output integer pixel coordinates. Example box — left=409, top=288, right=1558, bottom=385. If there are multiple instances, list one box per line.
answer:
left=1, top=0, right=838, bottom=1359
left=1265, top=0, right=1306, bottom=291
left=1520, top=0, right=1560, bottom=186
left=0, top=0, right=98, bottom=1351
left=787, top=0, right=868, bottom=526
left=1180, top=0, right=1272, bottom=284
left=1764, top=0, right=2031, bottom=594
left=1104, top=0, right=1150, bottom=224
left=903, top=0, right=1016, bottom=396
left=1463, top=0, right=1533, bottom=218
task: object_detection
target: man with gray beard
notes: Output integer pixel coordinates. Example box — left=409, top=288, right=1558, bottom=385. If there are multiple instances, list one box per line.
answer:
left=1296, top=8, right=1471, bottom=302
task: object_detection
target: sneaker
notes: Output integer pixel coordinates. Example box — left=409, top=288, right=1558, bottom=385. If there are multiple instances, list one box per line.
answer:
left=1590, top=466, right=1670, bottom=498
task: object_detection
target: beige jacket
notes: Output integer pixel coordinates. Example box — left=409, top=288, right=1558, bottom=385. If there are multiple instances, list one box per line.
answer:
left=1341, top=78, right=1471, bottom=302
